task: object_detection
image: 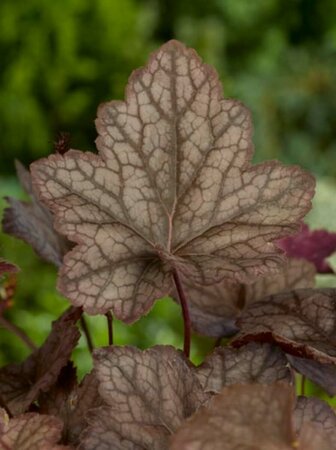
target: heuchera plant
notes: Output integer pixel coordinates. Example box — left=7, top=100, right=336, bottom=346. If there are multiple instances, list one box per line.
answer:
left=1, top=40, right=336, bottom=449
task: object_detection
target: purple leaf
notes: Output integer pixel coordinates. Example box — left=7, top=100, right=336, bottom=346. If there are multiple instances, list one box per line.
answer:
left=0, top=307, right=81, bottom=415
left=39, top=367, right=103, bottom=446
left=287, top=355, right=336, bottom=396
left=2, top=161, right=70, bottom=267
left=81, top=345, right=208, bottom=450
left=232, top=288, right=336, bottom=364
left=277, top=224, right=336, bottom=273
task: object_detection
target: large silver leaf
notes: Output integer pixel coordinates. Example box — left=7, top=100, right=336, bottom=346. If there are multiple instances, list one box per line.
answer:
left=81, top=345, right=208, bottom=450
left=30, top=40, right=315, bottom=322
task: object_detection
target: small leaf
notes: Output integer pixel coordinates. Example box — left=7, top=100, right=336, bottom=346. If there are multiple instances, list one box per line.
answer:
left=2, top=161, right=70, bottom=267
left=232, top=288, right=336, bottom=364
left=0, top=412, right=64, bottom=450
left=81, top=345, right=208, bottom=450
left=0, top=307, right=81, bottom=415
left=196, top=343, right=292, bottom=393
left=170, top=383, right=298, bottom=450
left=30, top=40, right=314, bottom=322
left=65, top=371, right=103, bottom=445
left=287, top=355, right=336, bottom=396
left=180, top=258, right=315, bottom=337
left=277, top=224, right=336, bottom=273
left=38, top=363, right=77, bottom=438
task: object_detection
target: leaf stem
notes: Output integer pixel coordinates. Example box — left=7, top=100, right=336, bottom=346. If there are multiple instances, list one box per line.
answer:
left=172, top=269, right=191, bottom=358
left=80, top=315, right=94, bottom=353
left=0, top=315, right=36, bottom=351
left=106, top=311, right=113, bottom=346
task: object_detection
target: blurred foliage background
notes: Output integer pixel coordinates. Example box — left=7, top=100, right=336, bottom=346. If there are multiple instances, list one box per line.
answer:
left=1, top=0, right=336, bottom=175
left=0, top=0, right=336, bottom=402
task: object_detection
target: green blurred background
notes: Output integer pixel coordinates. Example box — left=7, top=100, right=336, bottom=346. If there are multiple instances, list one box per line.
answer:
left=0, top=0, right=336, bottom=400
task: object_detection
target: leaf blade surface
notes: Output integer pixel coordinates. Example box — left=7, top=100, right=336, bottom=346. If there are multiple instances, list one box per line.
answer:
left=30, top=41, right=315, bottom=321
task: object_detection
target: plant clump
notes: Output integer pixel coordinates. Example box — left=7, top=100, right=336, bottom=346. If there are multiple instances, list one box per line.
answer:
left=1, top=41, right=336, bottom=449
